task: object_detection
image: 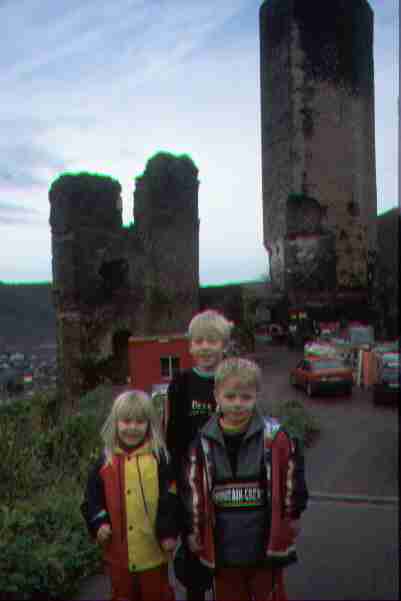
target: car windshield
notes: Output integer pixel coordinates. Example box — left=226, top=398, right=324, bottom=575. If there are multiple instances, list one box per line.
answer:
left=310, top=360, right=345, bottom=370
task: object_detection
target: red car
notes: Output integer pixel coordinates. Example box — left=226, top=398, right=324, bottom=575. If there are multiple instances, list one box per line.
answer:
left=290, top=356, right=353, bottom=397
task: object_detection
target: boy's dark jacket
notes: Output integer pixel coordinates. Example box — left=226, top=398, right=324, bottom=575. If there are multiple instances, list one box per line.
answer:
left=182, top=411, right=308, bottom=570
left=82, top=448, right=180, bottom=568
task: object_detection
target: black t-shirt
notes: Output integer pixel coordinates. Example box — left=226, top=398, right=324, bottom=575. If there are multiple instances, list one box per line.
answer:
left=166, top=368, right=216, bottom=485
left=222, top=430, right=246, bottom=478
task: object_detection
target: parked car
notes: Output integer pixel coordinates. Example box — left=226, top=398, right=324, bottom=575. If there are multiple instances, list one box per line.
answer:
left=373, top=352, right=400, bottom=405
left=290, top=357, right=353, bottom=397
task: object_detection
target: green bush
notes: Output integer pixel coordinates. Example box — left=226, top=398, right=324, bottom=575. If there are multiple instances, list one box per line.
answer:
left=0, top=398, right=38, bottom=504
left=76, top=384, right=113, bottom=422
left=0, top=388, right=109, bottom=503
left=0, top=387, right=111, bottom=598
left=0, top=479, right=102, bottom=599
left=269, top=398, right=320, bottom=449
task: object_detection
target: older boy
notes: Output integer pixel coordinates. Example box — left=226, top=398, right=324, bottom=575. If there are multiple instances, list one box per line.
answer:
left=166, top=309, right=233, bottom=489
left=183, top=357, right=308, bottom=601
left=166, top=309, right=232, bottom=599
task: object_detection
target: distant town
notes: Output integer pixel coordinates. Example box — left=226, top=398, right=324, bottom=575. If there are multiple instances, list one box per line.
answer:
left=0, top=343, right=57, bottom=401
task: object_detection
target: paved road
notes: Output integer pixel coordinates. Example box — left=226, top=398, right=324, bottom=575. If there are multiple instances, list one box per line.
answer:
left=256, top=345, right=398, bottom=499
left=74, top=345, right=399, bottom=600
left=286, top=499, right=398, bottom=601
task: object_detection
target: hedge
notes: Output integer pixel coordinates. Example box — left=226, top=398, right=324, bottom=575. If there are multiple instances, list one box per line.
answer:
left=0, top=386, right=112, bottom=600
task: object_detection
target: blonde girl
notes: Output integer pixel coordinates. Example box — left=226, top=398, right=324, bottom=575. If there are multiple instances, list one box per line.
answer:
left=83, top=389, right=179, bottom=601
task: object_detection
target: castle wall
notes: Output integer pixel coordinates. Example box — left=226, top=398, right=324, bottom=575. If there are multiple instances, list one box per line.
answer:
left=49, top=156, right=200, bottom=406
left=375, top=209, right=399, bottom=337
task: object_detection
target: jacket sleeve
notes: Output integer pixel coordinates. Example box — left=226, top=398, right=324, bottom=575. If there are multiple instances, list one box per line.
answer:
left=165, top=372, right=187, bottom=487
left=180, top=436, right=205, bottom=539
left=275, top=431, right=308, bottom=519
left=155, top=452, right=181, bottom=543
left=82, top=454, right=111, bottom=538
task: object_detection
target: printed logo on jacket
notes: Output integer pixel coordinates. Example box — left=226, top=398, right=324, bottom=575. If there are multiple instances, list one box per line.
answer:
left=190, top=399, right=214, bottom=416
left=212, top=481, right=266, bottom=509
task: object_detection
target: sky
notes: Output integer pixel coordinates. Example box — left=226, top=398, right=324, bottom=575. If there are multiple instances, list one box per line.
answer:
left=0, top=0, right=398, bottom=286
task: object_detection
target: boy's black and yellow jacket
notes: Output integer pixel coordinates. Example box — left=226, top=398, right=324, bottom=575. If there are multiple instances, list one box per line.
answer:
left=83, top=440, right=180, bottom=575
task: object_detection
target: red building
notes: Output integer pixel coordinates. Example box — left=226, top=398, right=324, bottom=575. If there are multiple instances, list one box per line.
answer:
left=128, top=334, right=192, bottom=394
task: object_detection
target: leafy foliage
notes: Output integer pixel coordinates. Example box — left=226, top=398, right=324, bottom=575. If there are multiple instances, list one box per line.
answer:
left=0, top=387, right=111, bottom=599
left=49, top=171, right=121, bottom=200
left=138, top=151, right=198, bottom=192
left=269, top=398, right=320, bottom=449
left=0, top=481, right=102, bottom=600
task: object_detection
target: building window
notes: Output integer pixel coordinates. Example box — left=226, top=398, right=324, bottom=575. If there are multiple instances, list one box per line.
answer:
left=160, top=356, right=180, bottom=378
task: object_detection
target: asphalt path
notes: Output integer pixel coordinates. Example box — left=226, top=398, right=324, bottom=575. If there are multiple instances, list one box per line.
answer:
left=74, top=345, right=399, bottom=600
left=286, top=499, right=398, bottom=601
left=256, top=345, right=398, bottom=499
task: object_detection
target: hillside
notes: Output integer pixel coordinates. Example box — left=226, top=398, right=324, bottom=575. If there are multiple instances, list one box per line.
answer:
left=0, top=282, right=56, bottom=351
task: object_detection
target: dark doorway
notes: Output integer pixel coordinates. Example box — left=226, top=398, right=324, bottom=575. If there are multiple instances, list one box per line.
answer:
left=112, top=329, right=131, bottom=384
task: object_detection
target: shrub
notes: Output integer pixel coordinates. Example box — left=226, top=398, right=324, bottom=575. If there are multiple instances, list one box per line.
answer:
left=0, top=479, right=102, bottom=600
left=0, top=398, right=37, bottom=504
left=76, top=384, right=113, bottom=423
left=0, top=387, right=112, bottom=599
left=0, top=388, right=109, bottom=504
left=269, top=398, right=320, bottom=449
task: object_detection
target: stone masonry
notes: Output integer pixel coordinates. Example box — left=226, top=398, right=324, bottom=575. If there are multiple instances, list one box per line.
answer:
left=49, top=153, right=199, bottom=406
left=259, top=0, right=377, bottom=306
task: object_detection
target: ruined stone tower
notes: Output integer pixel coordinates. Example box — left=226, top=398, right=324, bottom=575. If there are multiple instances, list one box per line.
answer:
left=259, top=0, right=377, bottom=309
left=49, top=153, right=199, bottom=406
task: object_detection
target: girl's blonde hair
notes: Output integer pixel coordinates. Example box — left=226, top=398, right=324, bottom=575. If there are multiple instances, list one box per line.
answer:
left=188, top=309, right=233, bottom=343
left=101, top=389, right=168, bottom=463
left=214, top=357, right=262, bottom=392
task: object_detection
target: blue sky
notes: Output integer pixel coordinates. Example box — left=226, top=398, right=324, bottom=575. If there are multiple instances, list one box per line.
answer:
left=0, top=0, right=398, bottom=285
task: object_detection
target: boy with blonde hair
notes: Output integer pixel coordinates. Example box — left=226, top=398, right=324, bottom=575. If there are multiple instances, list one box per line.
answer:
left=166, top=309, right=232, bottom=599
left=182, top=357, right=308, bottom=601
left=166, top=309, right=233, bottom=487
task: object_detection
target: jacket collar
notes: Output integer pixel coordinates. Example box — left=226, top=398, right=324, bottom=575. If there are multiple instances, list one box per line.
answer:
left=202, top=410, right=265, bottom=446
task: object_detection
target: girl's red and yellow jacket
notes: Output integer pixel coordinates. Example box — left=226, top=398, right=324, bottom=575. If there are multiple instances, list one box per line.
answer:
left=83, top=441, right=179, bottom=575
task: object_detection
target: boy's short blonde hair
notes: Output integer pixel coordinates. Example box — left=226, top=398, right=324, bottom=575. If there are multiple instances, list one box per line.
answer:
left=214, top=357, right=262, bottom=392
left=188, top=309, right=232, bottom=343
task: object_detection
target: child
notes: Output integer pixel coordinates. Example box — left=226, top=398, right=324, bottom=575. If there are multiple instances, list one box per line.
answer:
left=182, top=357, right=308, bottom=601
left=83, top=390, right=179, bottom=601
left=165, top=309, right=232, bottom=599
left=166, top=309, right=233, bottom=486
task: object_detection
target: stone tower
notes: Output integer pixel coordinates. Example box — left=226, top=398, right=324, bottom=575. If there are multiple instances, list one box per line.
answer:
left=49, top=153, right=199, bottom=406
left=259, top=0, right=377, bottom=308
left=133, top=153, right=200, bottom=335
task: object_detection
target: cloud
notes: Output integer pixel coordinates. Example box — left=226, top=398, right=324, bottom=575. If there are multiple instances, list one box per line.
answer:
left=0, top=201, right=43, bottom=225
left=0, top=140, right=69, bottom=190
left=0, top=0, right=250, bottom=94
